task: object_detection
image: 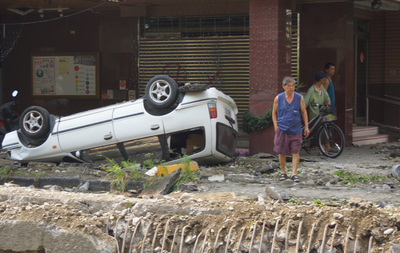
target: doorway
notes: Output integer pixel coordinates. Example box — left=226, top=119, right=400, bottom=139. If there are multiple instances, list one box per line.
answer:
left=354, top=19, right=369, bottom=124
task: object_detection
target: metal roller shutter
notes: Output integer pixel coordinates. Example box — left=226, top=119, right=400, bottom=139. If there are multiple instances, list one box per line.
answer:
left=138, top=36, right=249, bottom=126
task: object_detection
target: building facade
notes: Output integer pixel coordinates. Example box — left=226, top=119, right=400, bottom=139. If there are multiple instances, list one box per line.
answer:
left=0, top=0, right=399, bottom=154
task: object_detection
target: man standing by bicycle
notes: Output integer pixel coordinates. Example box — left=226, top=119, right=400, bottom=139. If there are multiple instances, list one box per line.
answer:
left=272, top=76, right=309, bottom=183
left=304, top=71, right=332, bottom=155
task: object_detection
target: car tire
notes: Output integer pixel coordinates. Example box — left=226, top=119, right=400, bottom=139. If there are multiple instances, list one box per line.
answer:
left=145, top=75, right=179, bottom=109
left=20, top=106, right=50, bottom=139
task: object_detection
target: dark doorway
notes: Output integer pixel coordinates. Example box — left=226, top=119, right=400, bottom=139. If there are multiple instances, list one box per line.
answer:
left=354, top=19, right=369, bottom=124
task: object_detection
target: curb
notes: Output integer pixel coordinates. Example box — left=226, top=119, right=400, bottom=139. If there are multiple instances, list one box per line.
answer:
left=1, top=176, right=145, bottom=192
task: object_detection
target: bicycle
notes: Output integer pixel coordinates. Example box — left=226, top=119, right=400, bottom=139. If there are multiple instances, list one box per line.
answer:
left=302, top=103, right=344, bottom=158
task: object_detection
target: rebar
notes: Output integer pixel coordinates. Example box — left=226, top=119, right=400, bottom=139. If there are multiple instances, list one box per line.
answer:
left=180, top=225, right=191, bottom=253
left=259, top=220, right=266, bottom=253
left=307, top=223, right=315, bottom=253
left=115, top=217, right=122, bottom=253
left=295, top=221, right=303, bottom=253
left=271, top=219, right=280, bottom=253
left=354, top=235, right=359, bottom=253
left=161, top=218, right=172, bottom=252
left=368, top=236, right=373, bottom=253
left=193, top=231, right=203, bottom=253
left=151, top=223, right=162, bottom=253
left=199, top=229, right=210, bottom=253
left=128, top=219, right=142, bottom=253
left=225, top=225, right=236, bottom=253
left=214, top=226, right=225, bottom=253
left=170, top=227, right=179, bottom=253
left=236, top=227, right=246, bottom=252
left=344, top=226, right=351, bottom=253
left=121, top=218, right=132, bottom=253
left=249, top=221, right=258, bottom=253
left=329, top=224, right=338, bottom=253
left=140, top=222, right=153, bottom=253
left=320, top=224, right=329, bottom=253
left=285, top=220, right=290, bottom=252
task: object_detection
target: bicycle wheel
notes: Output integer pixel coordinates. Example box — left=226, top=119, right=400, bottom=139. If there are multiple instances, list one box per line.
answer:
left=317, top=123, right=344, bottom=158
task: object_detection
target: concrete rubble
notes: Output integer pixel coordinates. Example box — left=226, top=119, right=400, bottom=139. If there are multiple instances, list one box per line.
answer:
left=0, top=140, right=400, bottom=252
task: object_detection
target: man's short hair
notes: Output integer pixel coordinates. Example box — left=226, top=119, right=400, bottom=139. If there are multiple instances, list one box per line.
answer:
left=282, top=76, right=296, bottom=85
left=325, top=62, right=335, bottom=71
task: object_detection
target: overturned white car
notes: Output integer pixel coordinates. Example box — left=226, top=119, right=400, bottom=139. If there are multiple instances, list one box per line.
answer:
left=2, top=75, right=238, bottom=164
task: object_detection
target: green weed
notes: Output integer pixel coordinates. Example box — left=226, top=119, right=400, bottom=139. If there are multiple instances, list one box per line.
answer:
left=311, top=199, right=326, bottom=207
left=333, top=170, right=387, bottom=185
left=105, top=158, right=143, bottom=192
left=31, top=171, right=44, bottom=183
left=171, top=155, right=198, bottom=192
left=288, top=198, right=302, bottom=205
left=0, top=166, right=21, bottom=181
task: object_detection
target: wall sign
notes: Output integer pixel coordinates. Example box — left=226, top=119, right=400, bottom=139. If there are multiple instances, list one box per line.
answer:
left=32, top=53, right=100, bottom=98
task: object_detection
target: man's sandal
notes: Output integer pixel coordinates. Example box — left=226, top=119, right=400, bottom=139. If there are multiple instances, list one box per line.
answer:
left=319, top=149, right=333, bottom=156
left=291, top=175, right=300, bottom=182
left=304, top=146, right=311, bottom=154
left=279, top=173, right=288, bottom=181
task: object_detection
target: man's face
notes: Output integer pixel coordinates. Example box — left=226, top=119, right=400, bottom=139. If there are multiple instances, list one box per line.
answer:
left=283, top=81, right=296, bottom=93
left=326, top=66, right=335, bottom=76
left=318, top=77, right=326, bottom=84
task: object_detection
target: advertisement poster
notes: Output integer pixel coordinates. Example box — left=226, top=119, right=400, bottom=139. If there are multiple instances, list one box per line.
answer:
left=32, top=53, right=99, bottom=97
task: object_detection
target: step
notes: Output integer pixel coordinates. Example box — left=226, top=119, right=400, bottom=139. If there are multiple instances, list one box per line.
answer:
left=352, top=134, right=389, bottom=146
left=352, top=126, right=379, bottom=138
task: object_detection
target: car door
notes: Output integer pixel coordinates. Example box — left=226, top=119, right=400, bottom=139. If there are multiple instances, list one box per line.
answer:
left=57, top=107, right=114, bottom=152
left=112, top=100, right=165, bottom=142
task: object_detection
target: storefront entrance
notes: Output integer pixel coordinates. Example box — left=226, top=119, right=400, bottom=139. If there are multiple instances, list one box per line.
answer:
left=354, top=19, right=369, bottom=124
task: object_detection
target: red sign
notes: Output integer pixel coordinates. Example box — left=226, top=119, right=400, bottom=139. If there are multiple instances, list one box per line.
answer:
left=119, top=80, right=126, bottom=90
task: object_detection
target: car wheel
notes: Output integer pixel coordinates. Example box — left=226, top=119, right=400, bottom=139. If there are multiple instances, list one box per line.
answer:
left=20, top=106, right=50, bottom=139
left=145, top=75, right=179, bottom=109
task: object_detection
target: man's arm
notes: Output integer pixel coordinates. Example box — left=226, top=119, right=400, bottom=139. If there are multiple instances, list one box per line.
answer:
left=322, top=88, right=331, bottom=107
left=323, top=78, right=330, bottom=90
left=300, top=96, right=309, bottom=137
left=272, top=96, right=279, bottom=132
left=303, top=86, right=312, bottom=108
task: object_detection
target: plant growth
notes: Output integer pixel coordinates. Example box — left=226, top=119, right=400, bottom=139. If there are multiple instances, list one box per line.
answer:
left=0, top=166, right=21, bottom=181
left=105, top=158, right=143, bottom=192
left=333, top=170, right=387, bottom=185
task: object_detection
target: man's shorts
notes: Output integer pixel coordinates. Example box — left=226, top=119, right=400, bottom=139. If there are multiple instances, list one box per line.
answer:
left=273, top=128, right=302, bottom=156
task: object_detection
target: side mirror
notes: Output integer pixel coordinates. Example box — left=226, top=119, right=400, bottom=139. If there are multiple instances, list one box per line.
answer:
left=12, top=90, right=18, bottom=97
